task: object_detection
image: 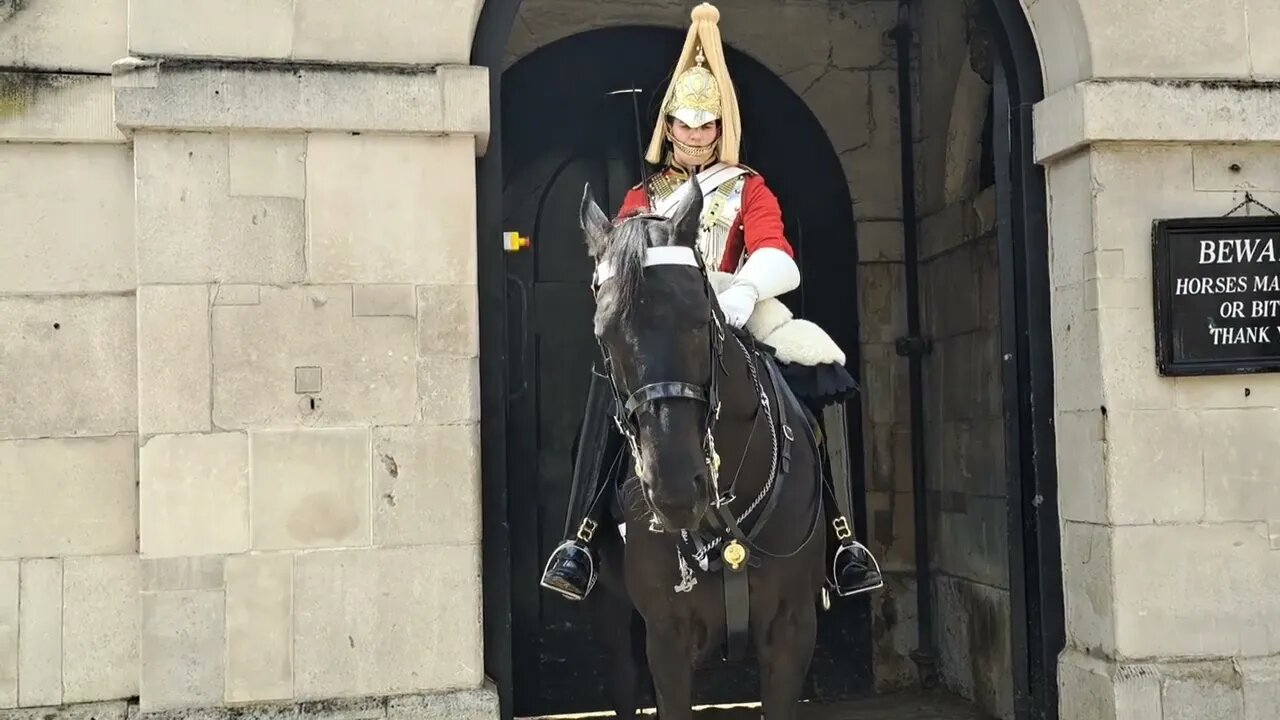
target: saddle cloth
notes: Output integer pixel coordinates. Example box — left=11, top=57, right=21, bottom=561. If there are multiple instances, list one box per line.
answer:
left=707, top=270, right=846, bottom=367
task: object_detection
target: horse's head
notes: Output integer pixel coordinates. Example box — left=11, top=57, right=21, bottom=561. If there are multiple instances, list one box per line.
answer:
left=580, top=177, right=723, bottom=532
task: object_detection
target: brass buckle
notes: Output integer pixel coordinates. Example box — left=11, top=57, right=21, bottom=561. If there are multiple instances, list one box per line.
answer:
left=577, top=519, right=598, bottom=543
left=833, top=516, right=852, bottom=541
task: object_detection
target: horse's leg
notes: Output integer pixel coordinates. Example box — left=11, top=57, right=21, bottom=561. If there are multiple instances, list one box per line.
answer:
left=643, top=619, right=697, bottom=720
left=754, top=594, right=818, bottom=720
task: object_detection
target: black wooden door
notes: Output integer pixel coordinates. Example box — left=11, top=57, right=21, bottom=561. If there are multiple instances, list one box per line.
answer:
left=501, top=27, right=873, bottom=718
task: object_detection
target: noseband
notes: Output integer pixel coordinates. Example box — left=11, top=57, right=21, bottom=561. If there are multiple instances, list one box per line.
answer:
left=591, top=245, right=730, bottom=513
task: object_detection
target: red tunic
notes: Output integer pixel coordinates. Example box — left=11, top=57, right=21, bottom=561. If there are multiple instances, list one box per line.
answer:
left=616, top=170, right=795, bottom=273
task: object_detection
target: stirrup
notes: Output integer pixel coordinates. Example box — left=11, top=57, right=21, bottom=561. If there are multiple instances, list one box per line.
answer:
left=831, top=540, right=884, bottom=598
left=539, top=539, right=598, bottom=601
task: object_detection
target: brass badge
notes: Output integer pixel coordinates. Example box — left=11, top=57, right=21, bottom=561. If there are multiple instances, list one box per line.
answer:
left=723, top=540, right=747, bottom=571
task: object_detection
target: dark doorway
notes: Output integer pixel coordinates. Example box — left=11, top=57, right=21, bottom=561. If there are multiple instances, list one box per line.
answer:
left=498, top=26, right=870, bottom=718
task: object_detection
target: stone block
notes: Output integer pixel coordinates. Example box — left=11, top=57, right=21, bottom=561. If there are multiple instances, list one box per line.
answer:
left=718, top=2, right=833, bottom=76
left=858, top=264, right=906, bottom=344
left=1105, top=410, right=1204, bottom=524
left=1174, top=374, right=1280, bottom=410
left=0, top=73, right=124, bottom=143
left=1201, top=408, right=1280, bottom=523
left=1050, top=283, right=1104, bottom=413
left=933, top=495, right=1009, bottom=589
left=1061, top=521, right=1114, bottom=656
left=1239, top=656, right=1280, bottom=720
left=137, top=285, right=211, bottom=435
left=225, top=553, right=292, bottom=703
left=1055, top=411, right=1106, bottom=524
left=250, top=428, right=371, bottom=551
left=213, top=285, right=260, bottom=307
left=134, top=131, right=305, bottom=284
left=0, top=561, right=14, bottom=708
left=1057, top=650, right=1163, bottom=720
left=293, top=0, right=482, bottom=65
left=114, top=64, right=491, bottom=152
left=387, top=687, right=501, bottom=720
left=293, top=546, right=482, bottom=698
left=128, top=0, right=294, bottom=59
left=856, top=221, right=903, bottom=263
left=1191, top=144, right=1280, bottom=192
left=802, top=69, right=871, bottom=156
left=0, top=0, right=127, bottom=73
left=1250, top=0, right=1280, bottom=78
left=373, top=424, right=480, bottom=546
left=1112, top=523, right=1280, bottom=658
left=353, top=285, right=416, bottom=318
left=0, top=295, right=136, bottom=439
left=62, top=555, right=140, bottom=703
left=933, top=577, right=1013, bottom=720
left=307, top=134, right=476, bottom=284
left=1162, top=661, right=1246, bottom=720
left=418, top=356, right=480, bottom=425
left=229, top=132, right=307, bottom=199
left=830, top=3, right=896, bottom=70
left=1084, top=0, right=1248, bottom=80
left=1045, top=150, right=1093, bottom=290
left=141, top=557, right=224, bottom=593
left=866, top=491, right=914, bottom=572
left=867, top=422, right=911, bottom=493
left=139, top=432, right=250, bottom=558
left=1098, top=308, right=1175, bottom=411
left=212, top=285, right=417, bottom=428
left=843, top=144, right=903, bottom=220
left=140, top=590, right=224, bottom=712
left=18, top=559, right=60, bottom=707
left=0, top=143, right=132, bottom=292
left=417, top=285, right=479, bottom=356
left=0, top=437, right=137, bottom=559
left=861, top=344, right=908, bottom=426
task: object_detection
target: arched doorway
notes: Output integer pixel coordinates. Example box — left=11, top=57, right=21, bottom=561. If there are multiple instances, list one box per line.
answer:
left=498, top=25, right=868, bottom=718
left=472, top=2, right=1063, bottom=720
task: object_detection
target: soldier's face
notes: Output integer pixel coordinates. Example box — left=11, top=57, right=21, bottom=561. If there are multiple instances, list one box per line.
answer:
left=669, top=119, right=720, bottom=165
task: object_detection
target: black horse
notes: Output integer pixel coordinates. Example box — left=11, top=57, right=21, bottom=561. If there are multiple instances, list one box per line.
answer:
left=577, top=175, right=835, bottom=719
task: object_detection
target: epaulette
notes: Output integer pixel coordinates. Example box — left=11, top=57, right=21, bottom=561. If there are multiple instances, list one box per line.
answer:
left=737, top=164, right=760, bottom=176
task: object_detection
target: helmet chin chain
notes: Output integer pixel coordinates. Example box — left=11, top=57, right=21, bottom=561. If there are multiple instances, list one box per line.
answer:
left=667, top=131, right=718, bottom=164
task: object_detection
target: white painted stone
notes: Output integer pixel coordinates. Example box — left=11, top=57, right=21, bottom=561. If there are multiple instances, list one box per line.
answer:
left=212, top=285, right=261, bottom=307
left=1161, top=661, right=1246, bottom=720
left=373, top=424, right=480, bottom=546
left=0, top=0, right=127, bottom=73
left=0, top=437, right=137, bottom=559
left=141, top=557, right=224, bottom=594
left=62, top=555, right=140, bottom=703
left=1239, top=655, right=1280, bottom=720
left=228, top=132, right=307, bottom=199
left=0, top=143, right=133, bottom=293
left=1192, top=145, right=1280, bottom=192
left=1023, top=0, right=1091, bottom=96
left=18, top=559, right=61, bottom=707
left=307, top=134, right=477, bottom=284
left=293, top=0, right=484, bottom=65
left=224, top=553, right=292, bottom=703
left=386, top=687, right=501, bottom=720
left=134, top=131, right=305, bottom=284
left=127, top=0, right=294, bottom=59
left=293, top=546, right=482, bottom=698
left=417, top=285, right=479, bottom=356
left=250, top=428, right=371, bottom=551
left=1057, top=650, right=1164, bottom=720
left=211, top=285, right=417, bottom=428
left=139, top=432, right=250, bottom=558
left=114, top=63, right=490, bottom=152
left=137, top=286, right=212, bottom=436
left=1055, top=411, right=1106, bottom=524
left=0, top=73, right=124, bottom=143
left=139, top=590, right=224, bottom=712
left=1249, top=0, right=1280, bottom=79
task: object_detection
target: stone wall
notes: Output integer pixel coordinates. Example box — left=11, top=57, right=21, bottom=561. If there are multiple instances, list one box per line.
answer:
left=1, top=0, right=494, bottom=716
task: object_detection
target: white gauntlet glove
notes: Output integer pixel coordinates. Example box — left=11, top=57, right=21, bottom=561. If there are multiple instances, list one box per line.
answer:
left=717, top=247, right=800, bottom=328
left=717, top=284, right=759, bottom=328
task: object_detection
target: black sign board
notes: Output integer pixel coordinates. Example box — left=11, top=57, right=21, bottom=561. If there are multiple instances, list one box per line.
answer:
left=1153, top=215, right=1280, bottom=376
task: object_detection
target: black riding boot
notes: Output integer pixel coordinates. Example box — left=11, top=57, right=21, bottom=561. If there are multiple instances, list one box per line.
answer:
left=832, top=534, right=885, bottom=597
left=540, top=370, right=621, bottom=601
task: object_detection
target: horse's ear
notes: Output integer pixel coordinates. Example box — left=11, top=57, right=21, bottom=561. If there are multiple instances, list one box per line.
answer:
left=668, top=175, right=702, bottom=248
left=580, top=183, right=612, bottom=257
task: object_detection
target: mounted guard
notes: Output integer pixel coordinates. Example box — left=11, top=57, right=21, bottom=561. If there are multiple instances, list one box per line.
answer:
left=540, top=2, right=883, bottom=604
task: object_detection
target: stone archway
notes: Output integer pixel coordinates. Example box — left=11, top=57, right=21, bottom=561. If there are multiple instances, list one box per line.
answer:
left=472, top=2, right=1073, bottom=719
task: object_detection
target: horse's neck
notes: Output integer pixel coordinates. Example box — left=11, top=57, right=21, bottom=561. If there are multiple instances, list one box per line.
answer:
left=714, top=335, right=778, bottom=489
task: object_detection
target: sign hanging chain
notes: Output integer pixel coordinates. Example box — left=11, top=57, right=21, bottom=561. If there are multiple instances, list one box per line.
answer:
left=1223, top=191, right=1280, bottom=217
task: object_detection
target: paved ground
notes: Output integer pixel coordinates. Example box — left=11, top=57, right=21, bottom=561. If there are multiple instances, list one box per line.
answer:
left=537, top=689, right=992, bottom=719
